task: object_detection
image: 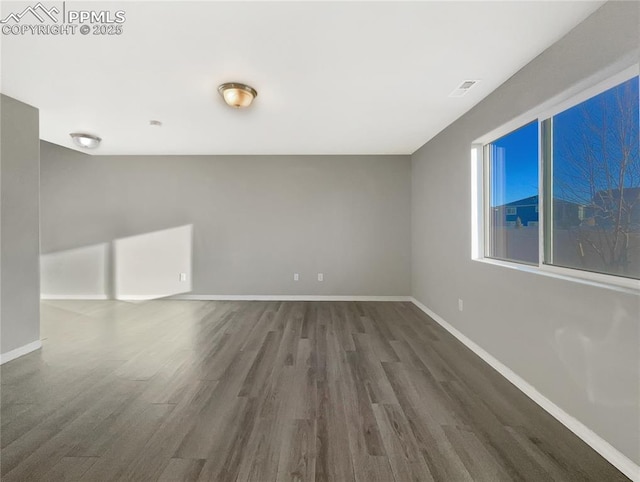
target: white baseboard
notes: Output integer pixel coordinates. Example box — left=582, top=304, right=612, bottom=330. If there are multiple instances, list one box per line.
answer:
left=410, top=297, right=640, bottom=482
left=40, top=294, right=412, bottom=302
left=41, top=294, right=108, bottom=300
left=42, top=294, right=179, bottom=301
left=0, top=340, right=42, bottom=365
left=115, top=295, right=170, bottom=301
left=172, top=294, right=412, bottom=302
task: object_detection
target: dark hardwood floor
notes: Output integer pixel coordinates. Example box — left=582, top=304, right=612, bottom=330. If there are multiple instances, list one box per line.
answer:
left=0, top=300, right=628, bottom=481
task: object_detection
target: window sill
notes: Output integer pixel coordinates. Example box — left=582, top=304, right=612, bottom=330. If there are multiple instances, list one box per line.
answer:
left=472, top=257, right=640, bottom=295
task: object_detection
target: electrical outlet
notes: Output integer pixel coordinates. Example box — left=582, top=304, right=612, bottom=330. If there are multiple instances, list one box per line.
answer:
left=293, top=273, right=299, bottom=281
left=317, top=273, right=324, bottom=282
left=179, top=273, right=187, bottom=282
left=458, top=299, right=463, bottom=311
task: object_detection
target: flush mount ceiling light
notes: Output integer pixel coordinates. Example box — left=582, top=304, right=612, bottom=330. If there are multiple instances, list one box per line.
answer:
left=70, top=132, right=101, bottom=149
left=218, top=82, right=258, bottom=108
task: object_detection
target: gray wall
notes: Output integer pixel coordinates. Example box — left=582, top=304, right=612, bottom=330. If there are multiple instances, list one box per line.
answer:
left=40, top=143, right=411, bottom=297
left=1, top=95, right=40, bottom=355
left=411, top=1, right=640, bottom=465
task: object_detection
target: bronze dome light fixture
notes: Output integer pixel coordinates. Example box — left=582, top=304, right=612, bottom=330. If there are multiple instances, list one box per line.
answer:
left=218, top=82, right=258, bottom=108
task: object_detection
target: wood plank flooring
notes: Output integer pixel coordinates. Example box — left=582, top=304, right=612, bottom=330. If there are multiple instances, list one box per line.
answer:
left=0, top=300, right=629, bottom=481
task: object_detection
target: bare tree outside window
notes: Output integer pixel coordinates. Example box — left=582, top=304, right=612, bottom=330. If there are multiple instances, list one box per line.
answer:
left=550, top=76, right=640, bottom=279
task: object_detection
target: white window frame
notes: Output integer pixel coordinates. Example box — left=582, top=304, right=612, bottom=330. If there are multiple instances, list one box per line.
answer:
left=472, top=64, right=640, bottom=293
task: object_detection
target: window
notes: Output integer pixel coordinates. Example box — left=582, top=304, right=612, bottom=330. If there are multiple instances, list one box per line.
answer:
left=475, top=69, right=640, bottom=285
left=485, top=121, right=539, bottom=264
left=544, top=76, right=639, bottom=280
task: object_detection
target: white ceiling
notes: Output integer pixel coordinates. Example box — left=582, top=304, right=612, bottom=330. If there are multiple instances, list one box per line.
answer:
left=1, top=1, right=604, bottom=155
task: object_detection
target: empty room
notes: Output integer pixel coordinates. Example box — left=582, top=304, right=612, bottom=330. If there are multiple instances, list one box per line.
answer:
left=1, top=1, right=638, bottom=481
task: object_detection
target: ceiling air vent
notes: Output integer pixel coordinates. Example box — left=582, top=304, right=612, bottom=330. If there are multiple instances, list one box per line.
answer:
left=449, top=80, right=480, bottom=98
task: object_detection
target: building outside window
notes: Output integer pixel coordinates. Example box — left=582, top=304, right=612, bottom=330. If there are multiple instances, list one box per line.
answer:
left=480, top=71, right=639, bottom=282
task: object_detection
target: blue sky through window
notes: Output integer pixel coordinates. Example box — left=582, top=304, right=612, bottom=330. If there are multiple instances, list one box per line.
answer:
left=488, top=76, right=639, bottom=208
left=489, top=121, right=538, bottom=207
left=553, top=76, right=639, bottom=205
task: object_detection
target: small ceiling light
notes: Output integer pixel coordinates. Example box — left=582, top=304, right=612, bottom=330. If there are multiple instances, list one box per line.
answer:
left=70, top=132, right=101, bottom=149
left=218, top=82, right=258, bottom=108
left=149, top=120, right=162, bottom=126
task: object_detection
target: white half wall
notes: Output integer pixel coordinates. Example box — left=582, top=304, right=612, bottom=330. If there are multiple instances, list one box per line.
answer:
left=41, top=243, right=110, bottom=298
left=41, top=225, right=193, bottom=301
left=114, top=225, right=192, bottom=300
